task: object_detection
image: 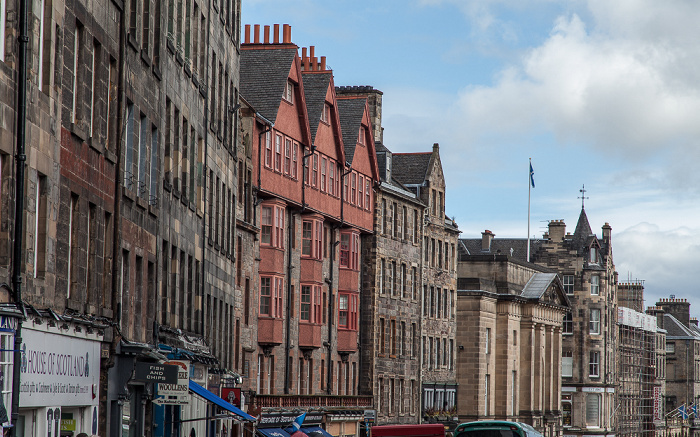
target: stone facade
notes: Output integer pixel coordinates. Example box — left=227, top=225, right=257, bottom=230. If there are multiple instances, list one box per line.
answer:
left=455, top=248, right=570, bottom=436
left=359, top=141, right=425, bottom=424
left=391, top=143, right=460, bottom=423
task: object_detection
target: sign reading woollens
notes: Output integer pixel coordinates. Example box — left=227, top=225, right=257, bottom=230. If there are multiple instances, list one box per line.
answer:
left=19, top=327, right=101, bottom=408
left=133, top=362, right=179, bottom=384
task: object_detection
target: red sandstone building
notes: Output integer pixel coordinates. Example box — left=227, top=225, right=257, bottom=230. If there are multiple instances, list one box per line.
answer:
left=240, top=24, right=378, bottom=433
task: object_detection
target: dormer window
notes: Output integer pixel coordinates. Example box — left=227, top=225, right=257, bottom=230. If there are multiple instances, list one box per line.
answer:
left=358, top=125, right=366, bottom=145
left=283, top=80, right=294, bottom=103
left=590, top=246, right=597, bottom=263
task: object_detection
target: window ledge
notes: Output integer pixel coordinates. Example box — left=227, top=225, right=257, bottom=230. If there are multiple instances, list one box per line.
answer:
left=140, top=49, right=151, bottom=67
left=127, top=32, right=138, bottom=52
left=153, top=63, right=162, bottom=80
left=70, top=123, right=88, bottom=142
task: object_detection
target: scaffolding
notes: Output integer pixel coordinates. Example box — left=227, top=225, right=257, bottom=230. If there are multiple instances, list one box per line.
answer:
left=616, top=305, right=657, bottom=437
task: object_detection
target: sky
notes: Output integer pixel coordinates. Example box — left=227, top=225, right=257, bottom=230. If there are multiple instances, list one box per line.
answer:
left=243, top=0, right=700, bottom=317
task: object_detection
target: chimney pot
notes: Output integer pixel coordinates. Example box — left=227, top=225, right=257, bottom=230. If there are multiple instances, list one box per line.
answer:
left=274, top=24, right=280, bottom=43
left=312, top=56, right=318, bottom=71
left=283, top=24, right=291, bottom=43
left=244, top=24, right=251, bottom=44
left=320, top=56, right=326, bottom=71
left=301, top=47, right=307, bottom=70
left=254, top=24, right=260, bottom=44
left=264, top=25, right=270, bottom=44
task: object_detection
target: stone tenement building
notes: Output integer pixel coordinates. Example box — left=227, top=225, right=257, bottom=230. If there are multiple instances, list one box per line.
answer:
left=359, top=137, right=426, bottom=425
left=655, top=298, right=700, bottom=437
left=0, top=0, right=249, bottom=434
left=391, top=144, right=460, bottom=423
left=457, top=232, right=571, bottom=436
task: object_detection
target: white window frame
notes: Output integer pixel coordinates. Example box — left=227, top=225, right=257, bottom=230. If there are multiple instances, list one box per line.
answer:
left=562, top=353, right=573, bottom=377
left=589, top=351, right=600, bottom=377
left=590, top=274, right=600, bottom=296
left=589, top=309, right=601, bottom=335
left=0, top=0, right=6, bottom=62
left=563, top=274, right=574, bottom=295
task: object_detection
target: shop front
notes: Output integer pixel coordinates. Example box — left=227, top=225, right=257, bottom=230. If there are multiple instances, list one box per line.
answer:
left=17, top=322, right=104, bottom=437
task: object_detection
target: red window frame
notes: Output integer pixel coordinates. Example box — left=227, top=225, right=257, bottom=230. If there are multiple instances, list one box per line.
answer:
left=312, top=153, right=318, bottom=188
left=260, top=276, right=272, bottom=316
left=275, top=134, right=282, bottom=172
left=343, top=174, right=349, bottom=202
left=284, top=138, right=291, bottom=175
left=338, top=292, right=358, bottom=330
left=340, top=231, right=360, bottom=270
left=358, top=175, right=364, bottom=209
left=351, top=172, right=357, bottom=204
left=321, top=157, right=327, bottom=192
left=329, top=161, right=335, bottom=197
left=302, top=218, right=323, bottom=260
left=264, top=131, right=272, bottom=168
left=261, top=202, right=285, bottom=249
left=291, top=143, right=298, bottom=179
left=365, top=179, right=371, bottom=210
left=301, top=284, right=322, bottom=323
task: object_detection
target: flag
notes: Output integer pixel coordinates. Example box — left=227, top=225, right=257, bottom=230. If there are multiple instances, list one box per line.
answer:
left=679, top=405, right=688, bottom=420
left=529, top=162, right=535, bottom=188
left=692, top=404, right=698, bottom=418
left=285, top=413, right=306, bottom=434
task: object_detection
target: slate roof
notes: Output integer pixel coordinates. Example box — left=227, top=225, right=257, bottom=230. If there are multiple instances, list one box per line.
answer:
left=336, top=98, right=367, bottom=165
left=302, top=72, right=332, bottom=143
left=392, top=152, right=432, bottom=186
left=664, top=314, right=700, bottom=339
left=240, top=48, right=297, bottom=122
left=521, top=273, right=558, bottom=299
left=573, top=208, right=594, bottom=246
left=459, top=238, right=541, bottom=262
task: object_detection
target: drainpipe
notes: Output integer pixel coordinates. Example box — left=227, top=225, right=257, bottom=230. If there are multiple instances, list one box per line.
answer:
left=200, top=3, right=211, bottom=339
left=301, top=145, right=316, bottom=211
left=9, top=0, right=29, bottom=430
left=326, top=165, right=352, bottom=393
left=284, top=207, right=294, bottom=394
left=253, top=114, right=273, bottom=228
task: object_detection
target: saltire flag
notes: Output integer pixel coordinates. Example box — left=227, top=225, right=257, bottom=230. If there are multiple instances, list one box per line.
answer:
left=679, top=404, right=688, bottom=420
left=285, top=413, right=306, bottom=434
left=529, top=162, right=535, bottom=188
left=691, top=404, right=698, bottom=418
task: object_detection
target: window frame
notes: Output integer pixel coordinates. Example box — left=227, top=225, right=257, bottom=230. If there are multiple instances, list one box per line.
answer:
left=563, top=274, right=574, bottom=295
left=589, top=308, right=601, bottom=335
left=589, top=350, right=600, bottom=377
left=590, top=274, right=600, bottom=296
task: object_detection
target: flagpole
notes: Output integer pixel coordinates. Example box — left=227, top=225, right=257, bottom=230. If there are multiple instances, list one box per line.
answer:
left=527, top=158, right=531, bottom=262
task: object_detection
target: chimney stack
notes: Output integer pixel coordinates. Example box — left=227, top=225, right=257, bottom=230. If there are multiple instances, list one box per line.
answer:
left=657, top=298, right=692, bottom=328
left=548, top=220, right=566, bottom=241
left=481, top=230, right=495, bottom=252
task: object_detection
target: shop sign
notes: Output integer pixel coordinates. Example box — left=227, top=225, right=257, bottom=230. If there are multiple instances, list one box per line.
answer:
left=60, top=419, right=76, bottom=432
left=221, top=387, right=241, bottom=407
left=19, top=327, right=101, bottom=407
left=0, top=316, right=18, bottom=332
left=364, top=410, right=375, bottom=423
left=133, top=362, right=178, bottom=384
left=155, top=360, right=190, bottom=405
left=259, top=412, right=324, bottom=427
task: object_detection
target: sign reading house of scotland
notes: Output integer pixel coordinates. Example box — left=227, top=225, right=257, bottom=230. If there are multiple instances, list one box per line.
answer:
left=19, top=327, right=101, bottom=407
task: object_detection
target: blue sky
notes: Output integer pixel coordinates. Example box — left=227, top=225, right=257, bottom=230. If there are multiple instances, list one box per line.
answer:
left=244, top=0, right=700, bottom=317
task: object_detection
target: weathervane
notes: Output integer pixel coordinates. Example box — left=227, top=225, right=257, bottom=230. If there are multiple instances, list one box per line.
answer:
left=578, top=184, right=589, bottom=209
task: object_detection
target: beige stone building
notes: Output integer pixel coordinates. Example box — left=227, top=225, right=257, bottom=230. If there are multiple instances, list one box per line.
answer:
left=456, top=234, right=570, bottom=436
left=459, top=207, right=618, bottom=437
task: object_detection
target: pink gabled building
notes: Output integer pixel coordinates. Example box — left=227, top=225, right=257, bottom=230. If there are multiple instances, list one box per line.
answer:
left=239, top=23, right=378, bottom=432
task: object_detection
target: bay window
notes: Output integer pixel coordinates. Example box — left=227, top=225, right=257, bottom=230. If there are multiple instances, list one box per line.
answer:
left=261, top=203, right=285, bottom=248
left=301, top=284, right=322, bottom=323
left=260, top=276, right=284, bottom=317
left=302, top=218, right=323, bottom=260
left=340, top=231, right=360, bottom=270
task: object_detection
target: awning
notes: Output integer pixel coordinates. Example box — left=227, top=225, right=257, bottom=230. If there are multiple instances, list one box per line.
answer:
left=301, top=427, right=333, bottom=437
left=188, top=380, right=256, bottom=421
left=257, top=429, right=292, bottom=437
